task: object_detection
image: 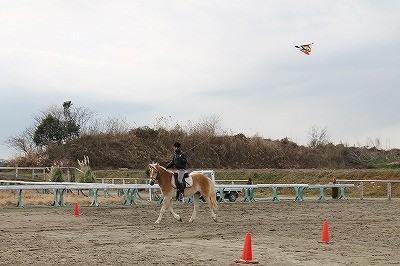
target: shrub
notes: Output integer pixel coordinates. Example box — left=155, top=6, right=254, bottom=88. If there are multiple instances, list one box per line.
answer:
left=50, top=165, right=64, bottom=182
left=77, top=156, right=95, bottom=183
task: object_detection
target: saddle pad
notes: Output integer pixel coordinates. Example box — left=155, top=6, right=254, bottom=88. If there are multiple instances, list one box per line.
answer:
left=171, top=174, right=194, bottom=188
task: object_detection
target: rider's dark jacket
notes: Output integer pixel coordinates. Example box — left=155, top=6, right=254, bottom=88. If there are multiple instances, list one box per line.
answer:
left=166, top=150, right=187, bottom=170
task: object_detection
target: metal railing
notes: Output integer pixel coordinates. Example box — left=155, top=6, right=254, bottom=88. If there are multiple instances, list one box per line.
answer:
left=0, top=179, right=355, bottom=207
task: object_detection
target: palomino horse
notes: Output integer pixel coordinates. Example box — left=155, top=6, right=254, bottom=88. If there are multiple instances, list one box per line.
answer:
left=148, top=163, right=218, bottom=224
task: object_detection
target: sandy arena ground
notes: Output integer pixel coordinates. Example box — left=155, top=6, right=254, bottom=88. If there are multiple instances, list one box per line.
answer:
left=1, top=199, right=400, bottom=265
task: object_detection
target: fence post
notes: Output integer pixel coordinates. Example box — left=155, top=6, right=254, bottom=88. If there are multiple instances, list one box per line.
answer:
left=91, top=189, right=99, bottom=206
left=271, top=187, right=280, bottom=201
left=387, top=182, right=392, bottom=200
left=318, top=187, right=326, bottom=201
left=16, top=189, right=24, bottom=207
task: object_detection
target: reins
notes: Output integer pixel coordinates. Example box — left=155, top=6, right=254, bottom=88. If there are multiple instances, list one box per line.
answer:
left=151, top=165, right=168, bottom=182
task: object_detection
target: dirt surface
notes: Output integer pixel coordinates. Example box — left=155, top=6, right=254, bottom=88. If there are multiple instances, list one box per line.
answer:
left=1, top=199, right=400, bottom=265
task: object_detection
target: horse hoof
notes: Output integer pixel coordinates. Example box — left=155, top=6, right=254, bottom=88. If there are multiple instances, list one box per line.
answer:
left=155, top=220, right=160, bottom=224
left=179, top=217, right=182, bottom=222
left=188, top=219, right=193, bottom=223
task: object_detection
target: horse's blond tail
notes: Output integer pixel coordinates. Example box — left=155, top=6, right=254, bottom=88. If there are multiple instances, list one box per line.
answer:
left=209, top=181, right=218, bottom=210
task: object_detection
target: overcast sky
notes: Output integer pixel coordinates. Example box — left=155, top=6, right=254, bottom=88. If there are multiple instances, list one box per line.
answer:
left=1, top=0, right=400, bottom=159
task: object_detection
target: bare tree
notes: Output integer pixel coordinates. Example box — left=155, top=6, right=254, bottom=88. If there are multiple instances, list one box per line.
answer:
left=188, top=114, right=223, bottom=137
left=6, top=126, right=37, bottom=155
left=308, top=125, right=329, bottom=148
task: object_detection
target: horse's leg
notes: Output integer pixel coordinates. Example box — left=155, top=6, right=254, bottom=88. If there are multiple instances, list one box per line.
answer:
left=168, top=202, right=182, bottom=222
left=155, top=196, right=171, bottom=224
left=189, top=192, right=200, bottom=223
left=203, top=190, right=217, bottom=222
left=209, top=203, right=217, bottom=222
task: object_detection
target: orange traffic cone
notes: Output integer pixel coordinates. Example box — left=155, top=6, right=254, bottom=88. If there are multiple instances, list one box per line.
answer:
left=235, top=233, right=259, bottom=264
left=74, top=202, right=80, bottom=216
left=320, top=220, right=330, bottom=243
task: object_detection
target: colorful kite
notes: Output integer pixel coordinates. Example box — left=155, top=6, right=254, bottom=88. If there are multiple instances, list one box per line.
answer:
left=295, top=42, right=314, bottom=55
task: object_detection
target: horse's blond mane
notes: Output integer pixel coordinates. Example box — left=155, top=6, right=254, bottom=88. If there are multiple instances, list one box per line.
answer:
left=151, top=163, right=172, bottom=174
left=158, top=164, right=172, bottom=173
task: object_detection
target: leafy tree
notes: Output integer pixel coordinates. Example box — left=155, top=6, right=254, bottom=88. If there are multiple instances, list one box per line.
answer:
left=33, top=114, right=66, bottom=146
left=32, top=102, right=86, bottom=147
left=8, top=101, right=94, bottom=156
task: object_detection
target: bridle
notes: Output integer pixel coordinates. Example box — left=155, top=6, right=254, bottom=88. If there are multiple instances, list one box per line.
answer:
left=149, top=164, right=166, bottom=185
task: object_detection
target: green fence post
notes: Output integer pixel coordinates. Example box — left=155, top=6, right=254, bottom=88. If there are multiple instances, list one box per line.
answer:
left=338, top=187, right=348, bottom=200
left=130, top=188, right=137, bottom=205
left=123, top=189, right=131, bottom=205
left=244, top=188, right=256, bottom=202
left=271, top=187, right=280, bottom=201
left=136, top=189, right=145, bottom=201
left=91, top=189, right=99, bottom=206
left=16, top=189, right=24, bottom=207
left=53, top=189, right=59, bottom=206
left=103, top=188, right=111, bottom=198
left=59, top=189, right=66, bottom=206
left=151, top=189, right=162, bottom=202
left=217, top=188, right=226, bottom=203
left=294, top=187, right=304, bottom=201
left=318, top=187, right=326, bottom=200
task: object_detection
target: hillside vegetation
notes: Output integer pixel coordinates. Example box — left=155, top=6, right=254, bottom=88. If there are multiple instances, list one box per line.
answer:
left=7, top=125, right=400, bottom=170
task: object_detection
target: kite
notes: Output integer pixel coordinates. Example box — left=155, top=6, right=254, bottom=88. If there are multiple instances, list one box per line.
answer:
left=295, top=42, right=314, bottom=55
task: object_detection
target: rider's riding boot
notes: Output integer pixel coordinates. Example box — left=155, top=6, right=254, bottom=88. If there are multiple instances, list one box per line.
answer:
left=178, top=183, right=184, bottom=201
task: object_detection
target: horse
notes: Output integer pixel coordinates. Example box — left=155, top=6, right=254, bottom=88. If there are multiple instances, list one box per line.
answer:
left=148, top=163, right=218, bottom=224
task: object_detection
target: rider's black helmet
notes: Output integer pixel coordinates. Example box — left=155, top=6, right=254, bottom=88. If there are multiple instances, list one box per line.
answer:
left=173, top=142, right=181, bottom=148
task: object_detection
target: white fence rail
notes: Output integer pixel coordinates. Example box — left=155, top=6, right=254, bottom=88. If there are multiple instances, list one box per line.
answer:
left=0, top=166, right=81, bottom=181
left=1, top=179, right=355, bottom=207
left=337, top=179, right=400, bottom=200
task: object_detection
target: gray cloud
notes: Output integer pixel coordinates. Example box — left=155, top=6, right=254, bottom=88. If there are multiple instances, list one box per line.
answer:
left=1, top=1, right=400, bottom=158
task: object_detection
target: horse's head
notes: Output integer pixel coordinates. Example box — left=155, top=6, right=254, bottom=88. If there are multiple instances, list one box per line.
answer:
left=149, top=162, right=171, bottom=186
left=148, top=163, right=163, bottom=185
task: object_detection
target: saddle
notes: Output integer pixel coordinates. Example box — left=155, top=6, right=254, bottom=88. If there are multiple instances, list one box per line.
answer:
left=171, top=172, right=194, bottom=188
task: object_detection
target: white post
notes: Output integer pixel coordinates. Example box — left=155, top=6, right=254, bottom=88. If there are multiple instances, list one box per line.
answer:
left=387, top=182, right=392, bottom=200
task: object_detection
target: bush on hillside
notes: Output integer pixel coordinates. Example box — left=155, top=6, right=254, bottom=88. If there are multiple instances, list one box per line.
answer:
left=50, top=165, right=64, bottom=182
left=77, top=156, right=95, bottom=183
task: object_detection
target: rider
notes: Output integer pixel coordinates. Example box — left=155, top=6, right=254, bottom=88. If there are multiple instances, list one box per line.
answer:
left=166, top=142, right=187, bottom=201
